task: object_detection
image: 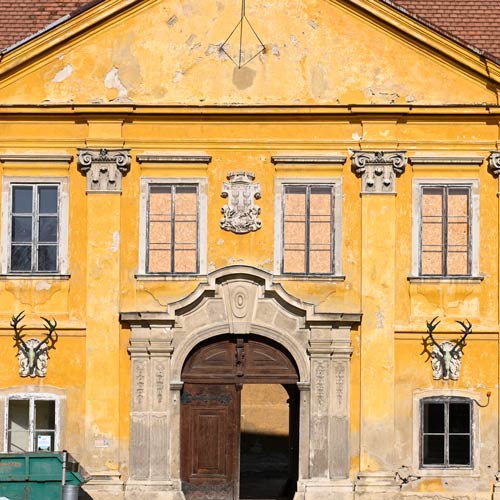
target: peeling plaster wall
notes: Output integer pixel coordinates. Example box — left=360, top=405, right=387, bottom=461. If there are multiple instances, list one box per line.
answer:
left=0, top=0, right=497, bottom=105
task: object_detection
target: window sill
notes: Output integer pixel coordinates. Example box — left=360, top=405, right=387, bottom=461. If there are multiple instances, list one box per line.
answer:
left=275, top=274, right=346, bottom=282
left=416, top=467, right=479, bottom=478
left=0, top=274, right=70, bottom=280
left=135, top=273, right=206, bottom=281
left=407, top=275, right=484, bottom=284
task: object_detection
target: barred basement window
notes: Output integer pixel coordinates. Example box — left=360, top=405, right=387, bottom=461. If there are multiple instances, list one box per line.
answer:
left=7, top=397, right=56, bottom=452
left=421, top=397, right=472, bottom=468
left=10, top=184, right=60, bottom=272
left=146, top=184, right=199, bottom=274
left=420, top=185, right=471, bottom=276
left=281, top=184, right=335, bottom=275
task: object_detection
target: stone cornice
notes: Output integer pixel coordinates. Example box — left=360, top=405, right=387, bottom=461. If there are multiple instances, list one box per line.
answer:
left=410, top=156, right=484, bottom=166
left=136, top=153, right=211, bottom=164
left=271, top=155, right=347, bottom=165
left=0, top=154, right=73, bottom=164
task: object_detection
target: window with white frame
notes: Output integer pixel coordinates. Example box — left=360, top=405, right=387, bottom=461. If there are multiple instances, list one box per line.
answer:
left=2, top=178, right=69, bottom=275
left=275, top=181, right=341, bottom=276
left=140, top=179, right=207, bottom=275
left=6, top=396, right=57, bottom=452
left=412, top=180, right=479, bottom=278
left=420, top=397, right=472, bottom=468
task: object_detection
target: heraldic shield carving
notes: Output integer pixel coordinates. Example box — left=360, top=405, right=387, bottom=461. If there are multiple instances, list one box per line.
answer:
left=220, top=171, right=262, bottom=234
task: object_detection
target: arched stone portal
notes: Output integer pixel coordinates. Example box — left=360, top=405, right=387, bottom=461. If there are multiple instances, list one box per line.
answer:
left=121, top=265, right=361, bottom=500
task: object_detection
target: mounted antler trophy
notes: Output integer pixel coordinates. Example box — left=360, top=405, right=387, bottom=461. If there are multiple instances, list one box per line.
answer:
left=421, top=316, right=472, bottom=381
left=11, top=311, right=58, bottom=378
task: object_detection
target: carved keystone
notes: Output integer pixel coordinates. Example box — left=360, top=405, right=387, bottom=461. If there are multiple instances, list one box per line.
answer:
left=351, top=150, right=406, bottom=194
left=78, top=148, right=131, bottom=193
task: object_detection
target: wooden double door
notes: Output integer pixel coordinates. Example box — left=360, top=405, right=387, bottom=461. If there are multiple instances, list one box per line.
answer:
left=180, top=336, right=299, bottom=500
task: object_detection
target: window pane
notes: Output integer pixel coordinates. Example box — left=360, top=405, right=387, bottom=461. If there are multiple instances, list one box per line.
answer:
left=309, top=187, right=333, bottom=274
left=174, top=249, right=197, bottom=273
left=37, top=245, right=57, bottom=271
left=449, top=435, right=470, bottom=465
left=423, top=435, right=445, bottom=465
left=449, top=403, right=470, bottom=433
left=148, top=249, right=172, bottom=273
left=421, top=250, right=443, bottom=275
left=38, top=186, right=58, bottom=214
left=11, top=245, right=32, bottom=271
left=149, top=221, right=171, bottom=245
left=12, top=186, right=33, bottom=213
left=447, top=251, right=468, bottom=275
left=35, top=400, right=55, bottom=430
left=12, top=216, right=32, bottom=242
left=150, top=186, right=172, bottom=214
left=283, top=187, right=306, bottom=273
left=8, top=400, right=29, bottom=431
left=283, top=250, right=305, bottom=274
left=423, top=402, right=444, bottom=433
left=39, top=217, right=58, bottom=243
left=8, top=400, right=30, bottom=453
left=421, top=188, right=444, bottom=275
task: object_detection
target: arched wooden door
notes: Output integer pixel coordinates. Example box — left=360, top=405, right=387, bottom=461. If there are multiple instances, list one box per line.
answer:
left=180, top=335, right=299, bottom=500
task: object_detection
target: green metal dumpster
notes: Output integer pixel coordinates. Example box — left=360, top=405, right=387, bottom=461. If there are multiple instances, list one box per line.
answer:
left=0, top=452, right=88, bottom=500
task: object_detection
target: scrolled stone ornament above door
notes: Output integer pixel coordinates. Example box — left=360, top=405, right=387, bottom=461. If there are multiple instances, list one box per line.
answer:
left=220, top=171, right=262, bottom=233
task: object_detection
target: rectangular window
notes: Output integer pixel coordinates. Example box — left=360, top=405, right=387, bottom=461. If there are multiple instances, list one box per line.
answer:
left=281, top=184, right=335, bottom=275
left=7, top=398, right=56, bottom=452
left=420, top=185, right=471, bottom=276
left=421, top=397, right=472, bottom=468
left=9, top=183, right=60, bottom=273
left=147, top=184, right=199, bottom=274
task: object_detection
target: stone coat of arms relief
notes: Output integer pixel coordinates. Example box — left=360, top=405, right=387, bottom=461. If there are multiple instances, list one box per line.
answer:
left=220, top=171, right=262, bottom=234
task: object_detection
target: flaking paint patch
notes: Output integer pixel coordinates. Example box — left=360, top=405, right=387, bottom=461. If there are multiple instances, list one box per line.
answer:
left=35, top=281, right=52, bottom=291
left=167, top=15, right=177, bottom=26
left=52, top=64, right=73, bottom=83
left=308, top=19, right=318, bottom=29
left=173, top=71, right=183, bottom=83
left=111, top=231, right=120, bottom=252
left=104, top=67, right=128, bottom=101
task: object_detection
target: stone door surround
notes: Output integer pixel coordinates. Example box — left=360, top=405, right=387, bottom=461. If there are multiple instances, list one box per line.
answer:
left=120, top=265, right=361, bottom=500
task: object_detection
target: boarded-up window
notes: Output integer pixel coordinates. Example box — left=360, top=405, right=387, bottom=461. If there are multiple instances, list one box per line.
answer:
left=147, top=184, right=198, bottom=273
left=282, top=185, right=334, bottom=274
left=420, top=186, right=470, bottom=276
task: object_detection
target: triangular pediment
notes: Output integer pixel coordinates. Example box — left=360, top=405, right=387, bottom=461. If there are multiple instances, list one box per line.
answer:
left=0, top=0, right=498, bottom=105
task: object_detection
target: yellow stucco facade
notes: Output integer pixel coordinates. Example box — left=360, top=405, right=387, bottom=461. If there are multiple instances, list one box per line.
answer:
left=0, top=0, right=500, bottom=499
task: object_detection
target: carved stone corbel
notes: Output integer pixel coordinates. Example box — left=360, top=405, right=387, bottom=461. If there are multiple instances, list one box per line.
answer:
left=351, top=150, right=407, bottom=194
left=488, top=151, right=500, bottom=195
left=77, top=148, right=131, bottom=193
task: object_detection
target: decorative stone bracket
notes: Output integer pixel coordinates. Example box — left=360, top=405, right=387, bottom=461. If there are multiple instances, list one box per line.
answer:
left=489, top=151, right=500, bottom=195
left=351, top=150, right=407, bottom=194
left=77, top=148, right=131, bottom=193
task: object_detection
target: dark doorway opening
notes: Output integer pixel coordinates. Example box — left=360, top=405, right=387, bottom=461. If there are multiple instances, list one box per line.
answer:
left=239, top=384, right=299, bottom=500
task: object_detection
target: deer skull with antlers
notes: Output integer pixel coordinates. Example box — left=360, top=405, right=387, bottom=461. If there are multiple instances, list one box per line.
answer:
left=421, top=316, right=471, bottom=381
left=11, top=311, right=58, bottom=378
